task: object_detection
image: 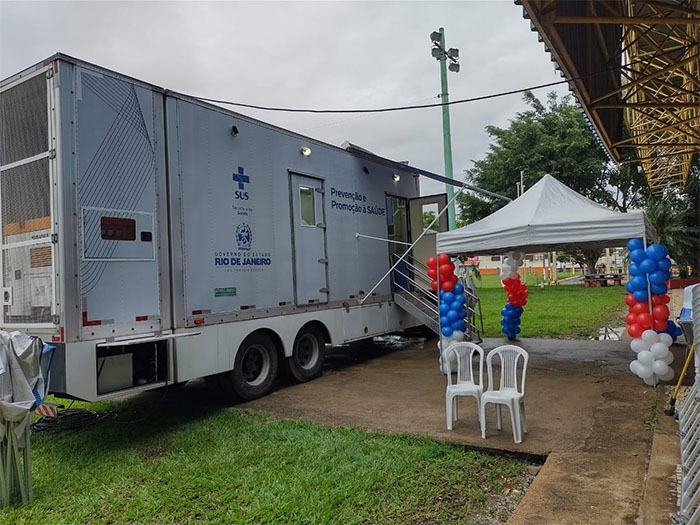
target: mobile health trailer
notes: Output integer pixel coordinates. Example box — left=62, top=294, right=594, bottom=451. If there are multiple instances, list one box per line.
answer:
left=0, top=54, right=447, bottom=402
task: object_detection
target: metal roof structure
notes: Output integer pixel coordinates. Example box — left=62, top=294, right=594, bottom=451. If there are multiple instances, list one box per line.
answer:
left=518, top=0, right=699, bottom=191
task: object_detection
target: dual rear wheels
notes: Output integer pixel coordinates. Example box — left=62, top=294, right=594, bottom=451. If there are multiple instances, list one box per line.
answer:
left=216, top=324, right=326, bottom=401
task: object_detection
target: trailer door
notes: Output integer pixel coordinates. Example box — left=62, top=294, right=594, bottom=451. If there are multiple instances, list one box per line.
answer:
left=0, top=67, right=57, bottom=327
left=409, top=194, right=448, bottom=281
left=290, top=174, right=328, bottom=305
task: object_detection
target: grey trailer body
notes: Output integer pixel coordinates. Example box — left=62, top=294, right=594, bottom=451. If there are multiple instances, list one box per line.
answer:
left=0, top=55, right=445, bottom=402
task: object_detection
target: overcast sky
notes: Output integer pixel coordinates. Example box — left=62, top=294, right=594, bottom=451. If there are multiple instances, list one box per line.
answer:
left=0, top=0, right=569, bottom=195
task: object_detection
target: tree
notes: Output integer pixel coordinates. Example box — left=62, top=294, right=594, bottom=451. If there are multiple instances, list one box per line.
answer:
left=456, top=91, right=649, bottom=272
left=645, top=162, right=700, bottom=277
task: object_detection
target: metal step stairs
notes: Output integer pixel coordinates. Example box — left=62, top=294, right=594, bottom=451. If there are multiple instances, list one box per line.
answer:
left=390, top=253, right=484, bottom=342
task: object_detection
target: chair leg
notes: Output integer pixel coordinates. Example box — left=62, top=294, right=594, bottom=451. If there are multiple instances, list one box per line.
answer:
left=446, top=394, right=452, bottom=431
left=510, top=400, right=522, bottom=444
left=475, top=395, right=481, bottom=422
left=520, top=401, right=527, bottom=434
left=496, top=404, right=502, bottom=430
left=480, top=400, right=487, bottom=439
left=453, top=397, right=458, bottom=422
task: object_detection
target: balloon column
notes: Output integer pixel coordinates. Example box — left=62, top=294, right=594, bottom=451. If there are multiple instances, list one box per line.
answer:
left=426, top=254, right=468, bottom=342
left=624, top=238, right=683, bottom=385
left=499, top=251, right=527, bottom=340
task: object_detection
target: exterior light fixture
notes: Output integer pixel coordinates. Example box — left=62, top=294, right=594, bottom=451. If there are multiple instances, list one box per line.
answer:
left=430, top=31, right=442, bottom=44
left=447, top=48, right=459, bottom=59
left=300, top=146, right=311, bottom=156
left=448, top=62, right=460, bottom=73
left=392, top=173, right=401, bottom=182
left=431, top=47, right=443, bottom=58
left=231, top=125, right=239, bottom=136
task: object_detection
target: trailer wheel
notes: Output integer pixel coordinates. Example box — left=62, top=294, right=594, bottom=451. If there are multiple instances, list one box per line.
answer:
left=287, top=324, right=326, bottom=382
left=228, top=332, right=279, bottom=401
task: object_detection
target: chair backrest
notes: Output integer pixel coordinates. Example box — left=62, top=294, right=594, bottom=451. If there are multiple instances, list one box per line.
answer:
left=445, top=342, right=484, bottom=387
left=486, top=345, right=528, bottom=394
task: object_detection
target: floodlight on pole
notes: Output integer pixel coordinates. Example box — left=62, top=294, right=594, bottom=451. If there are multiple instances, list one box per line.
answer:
left=429, top=27, right=460, bottom=231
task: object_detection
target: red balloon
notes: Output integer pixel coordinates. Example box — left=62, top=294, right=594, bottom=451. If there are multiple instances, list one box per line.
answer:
left=637, top=312, right=653, bottom=329
left=652, top=304, right=669, bottom=320
left=439, top=263, right=455, bottom=277
left=450, top=275, right=459, bottom=284
left=631, top=302, right=648, bottom=315
left=653, top=319, right=667, bottom=331
left=625, top=313, right=637, bottom=325
left=625, top=294, right=636, bottom=307
left=430, top=279, right=438, bottom=291
left=437, top=253, right=450, bottom=265
left=440, top=280, right=455, bottom=292
left=651, top=295, right=664, bottom=306
left=628, top=323, right=644, bottom=338
left=661, top=294, right=671, bottom=304
left=426, top=257, right=438, bottom=269
left=427, top=268, right=437, bottom=279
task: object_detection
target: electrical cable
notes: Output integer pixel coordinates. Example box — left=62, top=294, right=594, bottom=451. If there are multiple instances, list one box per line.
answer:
left=192, top=41, right=698, bottom=114
left=31, top=409, right=113, bottom=434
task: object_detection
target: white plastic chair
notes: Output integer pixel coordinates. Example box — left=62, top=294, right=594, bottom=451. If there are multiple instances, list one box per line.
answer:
left=445, top=342, right=484, bottom=431
left=480, top=345, right=528, bottom=443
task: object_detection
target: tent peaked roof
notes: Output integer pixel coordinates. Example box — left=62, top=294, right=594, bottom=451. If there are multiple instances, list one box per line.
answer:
left=437, top=174, right=655, bottom=256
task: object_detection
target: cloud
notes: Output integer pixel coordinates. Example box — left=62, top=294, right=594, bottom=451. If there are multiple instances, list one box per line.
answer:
left=0, top=0, right=569, bottom=197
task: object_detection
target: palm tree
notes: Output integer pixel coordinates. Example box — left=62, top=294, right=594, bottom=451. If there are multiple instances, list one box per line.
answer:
left=645, top=195, right=699, bottom=278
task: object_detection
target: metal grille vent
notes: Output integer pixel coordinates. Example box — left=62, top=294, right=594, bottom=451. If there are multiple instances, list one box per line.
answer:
left=1, top=158, right=51, bottom=244
left=0, top=74, right=48, bottom=167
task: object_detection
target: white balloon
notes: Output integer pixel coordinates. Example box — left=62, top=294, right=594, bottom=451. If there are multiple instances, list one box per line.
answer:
left=450, top=330, right=465, bottom=342
left=662, top=352, right=674, bottom=365
left=636, top=364, right=653, bottom=379
left=638, top=350, right=655, bottom=367
left=504, top=257, right=518, bottom=267
left=651, top=360, right=670, bottom=376
left=658, top=333, right=673, bottom=347
left=643, top=375, right=657, bottom=386
left=512, top=251, right=525, bottom=261
left=650, top=342, right=670, bottom=360
left=630, top=338, right=650, bottom=353
left=659, top=368, right=675, bottom=381
left=629, top=360, right=641, bottom=375
left=641, top=330, right=660, bottom=345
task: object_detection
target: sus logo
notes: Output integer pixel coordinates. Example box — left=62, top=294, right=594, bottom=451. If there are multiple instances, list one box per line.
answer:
left=236, top=223, right=252, bottom=251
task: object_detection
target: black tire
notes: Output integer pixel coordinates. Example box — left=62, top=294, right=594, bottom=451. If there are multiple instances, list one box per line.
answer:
left=286, top=324, right=326, bottom=382
left=225, top=332, right=279, bottom=401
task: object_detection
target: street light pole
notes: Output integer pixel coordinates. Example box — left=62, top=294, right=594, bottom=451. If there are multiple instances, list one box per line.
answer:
left=431, top=28, right=459, bottom=231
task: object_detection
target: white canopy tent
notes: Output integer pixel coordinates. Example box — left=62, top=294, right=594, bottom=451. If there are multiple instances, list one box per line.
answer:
left=437, top=175, right=656, bottom=256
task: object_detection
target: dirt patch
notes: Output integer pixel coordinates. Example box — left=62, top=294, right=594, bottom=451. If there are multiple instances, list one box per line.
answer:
left=138, top=442, right=169, bottom=461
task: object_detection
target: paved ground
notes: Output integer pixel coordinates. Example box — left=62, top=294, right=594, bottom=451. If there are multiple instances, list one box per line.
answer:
left=238, top=336, right=686, bottom=524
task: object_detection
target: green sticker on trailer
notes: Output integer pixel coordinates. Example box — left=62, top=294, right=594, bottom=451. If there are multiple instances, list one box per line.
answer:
left=215, top=287, right=237, bottom=297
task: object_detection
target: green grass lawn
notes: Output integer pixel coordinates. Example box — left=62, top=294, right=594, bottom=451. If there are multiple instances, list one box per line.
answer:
left=3, top=396, right=529, bottom=524
left=473, top=273, right=625, bottom=339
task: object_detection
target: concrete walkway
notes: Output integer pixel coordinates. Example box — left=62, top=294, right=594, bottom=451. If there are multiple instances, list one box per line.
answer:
left=241, top=337, right=684, bottom=524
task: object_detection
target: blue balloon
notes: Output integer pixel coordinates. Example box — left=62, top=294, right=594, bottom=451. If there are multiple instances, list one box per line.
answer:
left=439, top=290, right=445, bottom=300
left=628, top=263, right=643, bottom=276
left=627, top=238, right=644, bottom=251
left=458, top=307, right=467, bottom=318
left=639, top=258, right=657, bottom=274
left=646, top=244, right=667, bottom=261
left=500, top=308, right=508, bottom=316
left=450, top=300, right=462, bottom=312
left=505, top=302, right=515, bottom=310
left=515, top=307, right=524, bottom=315
left=514, top=327, right=521, bottom=334
left=441, top=326, right=454, bottom=337
left=507, top=310, right=520, bottom=319
left=442, top=292, right=455, bottom=304
left=625, top=281, right=635, bottom=293
left=450, top=320, right=462, bottom=330
left=648, top=270, right=666, bottom=285
left=630, top=249, right=647, bottom=263
left=447, top=310, right=460, bottom=322
left=666, top=320, right=675, bottom=329
left=657, top=257, right=671, bottom=272
left=440, top=316, right=450, bottom=326
left=439, top=303, right=450, bottom=315
left=506, top=332, right=516, bottom=340
left=458, top=321, right=467, bottom=332
left=456, top=294, right=466, bottom=305
left=453, top=283, right=464, bottom=295
left=651, top=283, right=668, bottom=295
left=633, top=290, right=648, bottom=302
left=500, top=319, right=508, bottom=327
left=631, top=275, right=648, bottom=291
